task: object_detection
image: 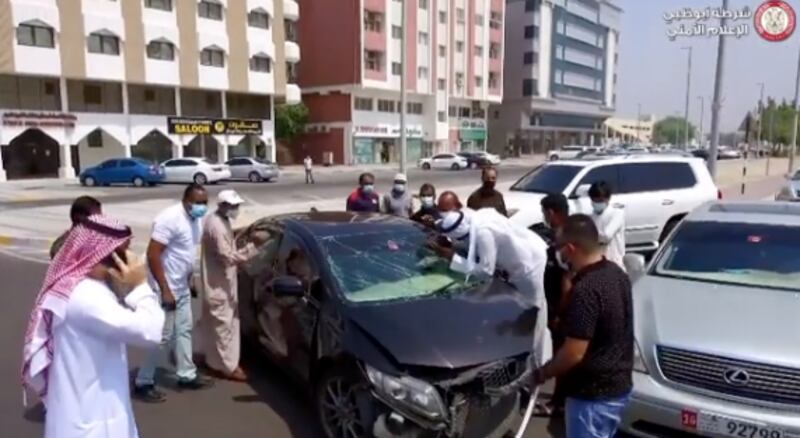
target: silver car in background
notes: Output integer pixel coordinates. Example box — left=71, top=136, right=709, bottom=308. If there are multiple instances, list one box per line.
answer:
left=775, top=170, right=800, bottom=202
left=225, top=156, right=280, bottom=182
left=623, top=202, right=800, bottom=438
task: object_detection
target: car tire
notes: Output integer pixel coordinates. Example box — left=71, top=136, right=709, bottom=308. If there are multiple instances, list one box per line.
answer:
left=451, top=163, right=460, bottom=170
left=422, top=163, right=431, bottom=170
left=193, top=173, right=208, bottom=185
left=659, top=216, right=684, bottom=243
left=470, top=162, right=478, bottom=169
left=549, top=155, right=559, bottom=161
left=132, top=176, right=145, bottom=187
left=83, top=176, right=96, bottom=187
left=315, top=368, right=373, bottom=438
left=248, top=171, right=262, bottom=183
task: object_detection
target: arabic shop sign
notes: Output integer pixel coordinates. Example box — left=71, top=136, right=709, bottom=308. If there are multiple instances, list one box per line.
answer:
left=459, top=119, right=487, bottom=130
left=353, top=125, right=424, bottom=138
left=663, top=5, right=753, bottom=40
left=1, top=112, right=77, bottom=128
left=167, top=117, right=263, bottom=135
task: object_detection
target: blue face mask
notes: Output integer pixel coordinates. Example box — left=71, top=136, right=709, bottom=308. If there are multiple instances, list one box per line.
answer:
left=190, top=203, right=208, bottom=219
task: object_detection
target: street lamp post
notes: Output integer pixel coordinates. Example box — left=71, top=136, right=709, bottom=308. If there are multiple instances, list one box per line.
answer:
left=399, top=0, right=408, bottom=174
left=707, top=0, right=728, bottom=179
left=697, top=96, right=705, bottom=149
left=681, top=46, right=693, bottom=150
left=790, top=46, right=800, bottom=174
left=636, top=103, right=642, bottom=143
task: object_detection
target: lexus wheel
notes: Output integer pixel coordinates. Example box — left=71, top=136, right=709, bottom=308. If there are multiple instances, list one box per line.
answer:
left=316, top=370, right=370, bottom=438
left=193, top=173, right=208, bottom=185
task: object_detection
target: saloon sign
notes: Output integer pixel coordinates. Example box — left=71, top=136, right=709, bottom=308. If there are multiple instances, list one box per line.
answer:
left=167, top=117, right=263, bottom=135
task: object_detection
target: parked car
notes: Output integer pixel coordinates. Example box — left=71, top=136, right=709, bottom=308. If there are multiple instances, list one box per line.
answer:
left=79, top=158, right=164, bottom=187
left=718, top=146, right=742, bottom=160
left=775, top=170, right=800, bottom=201
left=231, top=212, right=534, bottom=438
left=225, top=156, right=280, bottom=182
left=161, top=157, right=231, bottom=185
left=622, top=201, right=800, bottom=437
left=547, top=145, right=598, bottom=161
left=418, top=153, right=469, bottom=170
left=457, top=151, right=501, bottom=169
left=506, top=156, right=720, bottom=253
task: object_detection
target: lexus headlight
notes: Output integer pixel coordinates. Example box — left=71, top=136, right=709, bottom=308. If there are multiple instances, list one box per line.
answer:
left=634, top=340, right=649, bottom=374
left=365, top=365, right=447, bottom=420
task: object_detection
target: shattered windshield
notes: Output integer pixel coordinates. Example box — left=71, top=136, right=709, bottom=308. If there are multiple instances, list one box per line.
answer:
left=319, top=227, right=481, bottom=303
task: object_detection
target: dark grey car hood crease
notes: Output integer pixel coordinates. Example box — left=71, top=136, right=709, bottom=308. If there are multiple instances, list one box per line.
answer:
left=342, top=279, right=537, bottom=369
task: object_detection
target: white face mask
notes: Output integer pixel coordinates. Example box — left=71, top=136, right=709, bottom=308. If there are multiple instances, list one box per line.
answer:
left=227, top=208, right=241, bottom=220
left=421, top=196, right=435, bottom=208
left=591, top=201, right=608, bottom=215
left=394, top=183, right=406, bottom=193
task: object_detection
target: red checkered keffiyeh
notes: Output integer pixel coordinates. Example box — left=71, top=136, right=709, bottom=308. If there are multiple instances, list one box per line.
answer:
left=21, top=214, right=132, bottom=403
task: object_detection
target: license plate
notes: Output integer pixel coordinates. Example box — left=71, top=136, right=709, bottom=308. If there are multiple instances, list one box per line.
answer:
left=682, top=410, right=784, bottom=438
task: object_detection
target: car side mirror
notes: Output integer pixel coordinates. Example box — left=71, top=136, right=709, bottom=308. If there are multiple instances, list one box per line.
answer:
left=624, top=254, right=647, bottom=283
left=572, top=184, right=591, bottom=199
left=272, top=276, right=305, bottom=298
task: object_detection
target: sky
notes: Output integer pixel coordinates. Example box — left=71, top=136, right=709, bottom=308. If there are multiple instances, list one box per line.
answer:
left=615, top=0, right=800, bottom=131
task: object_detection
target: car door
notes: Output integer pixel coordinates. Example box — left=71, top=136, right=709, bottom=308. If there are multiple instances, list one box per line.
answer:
left=161, top=159, right=179, bottom=182
left=226, top=158, right=246, bottom=179
left=647, top=162, right=699, bottom=234
left=97, top=160, right=119, bottom=183
left=617, top=162, right=669, bottom=248
left=253, top=229, right=319, bottom=380
left=118, top=159, right=139, bottom=183
left=568, top=164, right=622, bottom=218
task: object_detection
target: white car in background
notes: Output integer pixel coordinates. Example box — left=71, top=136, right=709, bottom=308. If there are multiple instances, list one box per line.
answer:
left=506, top=155, right=720, bottom=253
left=548, top=145, right=599, bottom=161
left=161, top=157, right=231, bottom=185
left=225, top=157, right=280, bottom=182
left=418, top=153, right=469, bottom=170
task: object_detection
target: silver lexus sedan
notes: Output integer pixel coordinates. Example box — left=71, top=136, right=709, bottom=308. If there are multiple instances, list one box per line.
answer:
left=622, top=201, right=800, bottom=438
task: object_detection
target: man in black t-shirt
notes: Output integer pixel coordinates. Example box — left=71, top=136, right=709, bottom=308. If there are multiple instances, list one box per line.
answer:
left=531, top=214, right=633, bottom=438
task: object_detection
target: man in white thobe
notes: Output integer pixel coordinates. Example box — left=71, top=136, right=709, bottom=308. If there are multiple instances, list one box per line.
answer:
left=587, top=181, right=626, bottom=271
left=22, top=214, right=165, bottom=438
left=430, top=192, right=553, bottom=368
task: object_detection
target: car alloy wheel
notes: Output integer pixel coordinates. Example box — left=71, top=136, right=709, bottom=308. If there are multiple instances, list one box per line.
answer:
left=193, top=173, right=208, bottom=185
left=451, top=163, right=460, bottom=170
left=83, top=176, right=96, bottom=187
left=422, top=163, right=431, bottom=170
left=249, top=172, right=262, bottom=183
left=133, top=176, right=145, bottom=187
left=317, top=373, right=369, bottom=438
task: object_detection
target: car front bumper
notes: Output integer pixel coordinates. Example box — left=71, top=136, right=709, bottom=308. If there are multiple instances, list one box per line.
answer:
left=259, top=169, right=280, bottom=180
left=209, top=170, right=232, bottom=181
left=621, top=372, right=800, bottom=437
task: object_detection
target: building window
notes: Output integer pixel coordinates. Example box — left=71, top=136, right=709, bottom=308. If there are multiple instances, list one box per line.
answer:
left=364, top=11, right=383, bottom=32
left=475, top=76, right=483, bottom=88
left=249, top=55, right=271, bottom=72
left=523, top=51, right=535, bottom=64
left=475, top=45, right=483, bottom=57
left=489, top=43, right=500, bottom=59
left=523, top=78, right=535, bottom=96
left=200, top=47, right=225, bottom=67
left=418, top=32, right=429, bottom=45
left=419, top=0, right=428, bottom=9
left=438, top=45, right=446, bottom=57
left=355, top=97, right=373, bottom=111
left=144, top=89, right=156, bottom=102
left=489, top=72, right=499, bottom=89
left=455, top=73, right=464, bottom=90
left=475, top=14, right=484, bottom=25
left=87, top=32, right=120, bottom=55
left=448, top=106, right=456, bottom=117
left=524, top=25, right=536, bottom=39
left=418, top=67, right=428, bottom=79
left=146, top=40, right=174, bottom=60
left=392, top=25, right=402, bottom=39
left=456, top=8, right=465, bottom=22
left=364, top=50, right=382, bottom=71
left=456, top=41, right=464, bottom=52
left=248, top=10, right=270, bottom=29
left=439, top=11, right=447, bottom=23
left=459, top=107, right=470, bottom=118
left=377, top=99, right=394, bottom=112
left=198, top=1, right=223, bottom=20
left=525, top=0, right=538, bottom=12
left=87, top=130, right=103, bottom=148
left=438, top=78, right=446, bottom=90
left=438, top=111, right=446, bottom=122
left=145, top=0, right=172, bottom=11
left=392, top=62, right=402, bottom=75
left=84, top=85, right=103, bottom=105
left=407, top=102, right=423, bottom=114
left=16, top=22, right=55, bottom=48
left=285, top=19, right=299, bottom=42
left=490, top=11, right=502, bottom=29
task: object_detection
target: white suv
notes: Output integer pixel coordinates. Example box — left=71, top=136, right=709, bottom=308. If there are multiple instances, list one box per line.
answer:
left=506, top=156, right=720, bottom=252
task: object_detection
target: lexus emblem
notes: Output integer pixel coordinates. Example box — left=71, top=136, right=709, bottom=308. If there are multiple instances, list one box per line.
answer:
left=723, top=368, right=751, bottom=387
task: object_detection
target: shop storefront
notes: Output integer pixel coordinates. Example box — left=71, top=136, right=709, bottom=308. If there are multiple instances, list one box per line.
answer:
left=352, top=125, right=424, bottom=164
left=458, top=119, right=487, bottom=152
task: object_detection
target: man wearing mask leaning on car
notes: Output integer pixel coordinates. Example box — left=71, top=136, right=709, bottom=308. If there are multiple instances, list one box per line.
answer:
left=382, top=173, right=413, bottom=217
left=586, top=181, right=625, bottom=271
left=410, top=183, right=441, bottom=228
left=346, top=172, right=380, bottom=213
left=134, top=183, right=214, bottom=403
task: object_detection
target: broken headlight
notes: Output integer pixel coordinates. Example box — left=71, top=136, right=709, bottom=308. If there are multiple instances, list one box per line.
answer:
left=365, top=365, right=448, bottom=420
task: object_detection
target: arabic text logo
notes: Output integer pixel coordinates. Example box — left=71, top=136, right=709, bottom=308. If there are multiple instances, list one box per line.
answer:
left=213, top=121, right=226, bottom=133
left=722, top=368, right=751, bottom=387
left=755, top=0, right=796, bottom=42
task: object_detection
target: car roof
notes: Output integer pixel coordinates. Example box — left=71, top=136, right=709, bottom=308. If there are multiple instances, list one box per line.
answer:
left=275, top=211, right=422, bottom=239
left=686, top=201, right=800, bottom=227
left=551, top=154, right=704, bottom=167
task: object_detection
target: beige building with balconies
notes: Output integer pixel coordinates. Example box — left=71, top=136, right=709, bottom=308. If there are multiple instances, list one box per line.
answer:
left=0, top=0, right=300, bottom=181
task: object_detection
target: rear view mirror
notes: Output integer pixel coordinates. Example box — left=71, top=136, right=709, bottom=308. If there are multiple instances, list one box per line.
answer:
left=624, top=254, right=647, bottom=283
left=574, top=184, right=591, bottom=198
left=272, top=276, right=305, bottom=298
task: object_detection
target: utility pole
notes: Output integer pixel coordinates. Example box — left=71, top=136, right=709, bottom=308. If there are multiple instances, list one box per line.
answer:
left=767, top=102, right=774, bottom=175
left=681, top=46, right=693, bottom=149
left=790, top=46, right=800, bottom=174
left=756, top=83, right=765, bottom=166
left=697, top=96, right=705, bottom=149
left=399, top=0, right=408, bottom=174
left=636, top=103, right=642, bottom=143
left=707, top=0, right=728, bottom=179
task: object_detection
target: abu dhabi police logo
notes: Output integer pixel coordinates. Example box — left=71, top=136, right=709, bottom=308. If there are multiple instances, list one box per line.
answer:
left=755, top=0, right=796, bottom=42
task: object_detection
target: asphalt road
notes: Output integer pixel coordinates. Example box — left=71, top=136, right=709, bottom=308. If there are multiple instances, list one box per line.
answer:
left=0, top=253, right=560, bottom=438
left=0, top=165, right=535, bottom=210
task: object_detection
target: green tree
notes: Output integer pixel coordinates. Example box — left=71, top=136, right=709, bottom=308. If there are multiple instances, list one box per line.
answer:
left=275, top=103, right=309, bottom=143
left=652, top=116, right=696, bottom=145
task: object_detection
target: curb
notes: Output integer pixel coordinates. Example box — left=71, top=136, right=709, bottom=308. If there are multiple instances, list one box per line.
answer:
left=0, top=234, right=54, bottom=250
